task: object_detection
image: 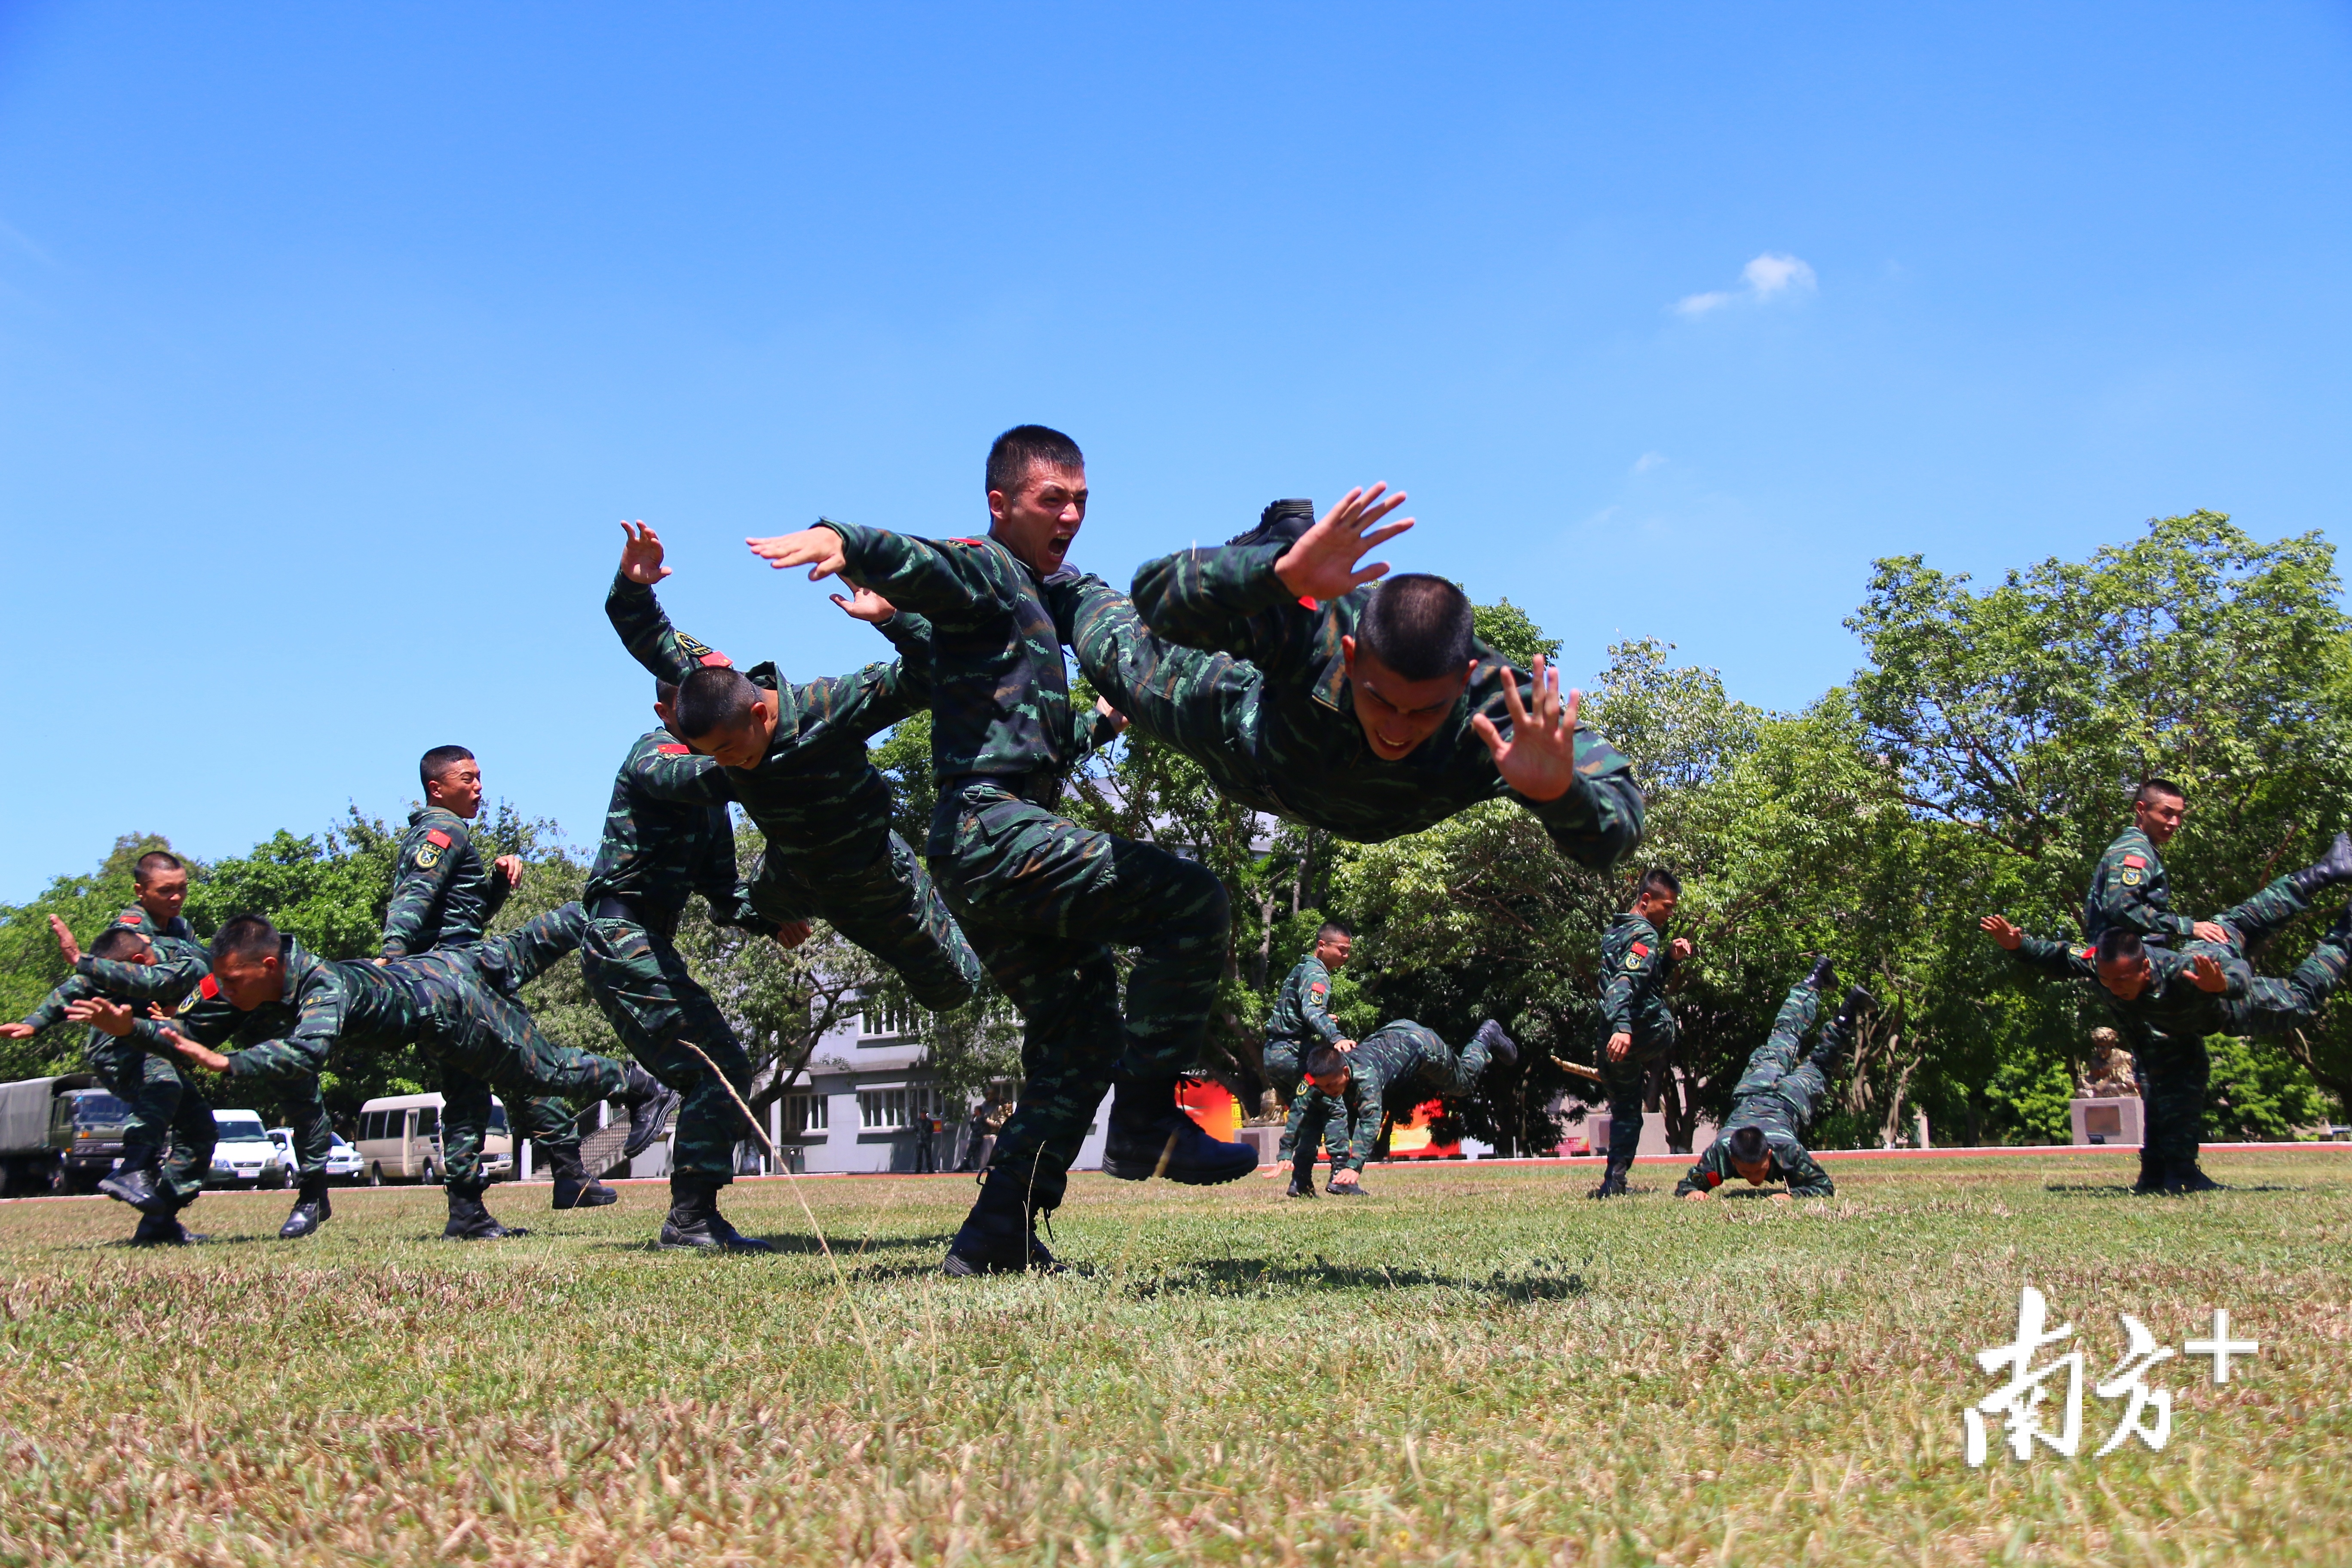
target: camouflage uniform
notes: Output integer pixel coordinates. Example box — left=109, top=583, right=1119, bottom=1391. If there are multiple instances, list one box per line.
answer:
left=19, top=928, right=215, bottom=1207
left=2083, top=827, right=2194, bottom=945
left=378, top=803, right=580, bottom=1173
left=381, top=807, right=513, bottom=957
left=606, top=574, right=983, bottom=1010
left=1593, top=910, right=1678, bottom=1176
left=1262, top=954, right=1344, bottom=1160
left=2005, top=873, right=2351, bottom=1173
left=822, top=521, right=1223, bottom=1215
left=1287, top=1020, right=1495, bottom=1176
left=1046, top=551, right=1644, bottom=863
left=1674, top=979, right=1846, bottom=1199
left=130, top=908, right=618, bottom=1196
left=578, top=728, right=782, bottom=1181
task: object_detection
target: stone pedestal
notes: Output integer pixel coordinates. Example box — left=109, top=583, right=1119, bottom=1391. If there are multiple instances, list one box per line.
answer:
left=1234, top=1124, right=1284, bottom=1165
left=2069, top=1096, right=2143, bottom=1147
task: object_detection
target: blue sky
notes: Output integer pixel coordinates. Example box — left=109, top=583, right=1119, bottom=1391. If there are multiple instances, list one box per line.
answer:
left=3, top=2, right=2349, bottom=899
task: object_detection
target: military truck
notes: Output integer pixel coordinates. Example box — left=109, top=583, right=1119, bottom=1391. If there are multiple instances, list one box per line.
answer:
left=0, top=1073, right=122, bottom=1196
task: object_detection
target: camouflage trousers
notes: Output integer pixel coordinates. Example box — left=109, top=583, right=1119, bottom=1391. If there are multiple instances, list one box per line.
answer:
left=1595, top=1023, right=1676, bottom=1170
left=1288, top=1021, right=1491, bottom=1168
left=1264, top=1039, right=1310, bottom=1161
left=931, top=780, right=1231, bottom=1212
left=407, top=906, right=609, bottom=1194
left=1051, top=573, right=1280, bottom=815
left=759, top=832, right=983, bottom=1013
left=177, top=1027, right=338, bottom=1186
left=2140, top=876, right=2350, bottom=1164
left=581, top=914, right=755, bottom=1182
left=1724, top=983, right=1838, bottom=1150
left=86, top=1032, right=215, bottom=1207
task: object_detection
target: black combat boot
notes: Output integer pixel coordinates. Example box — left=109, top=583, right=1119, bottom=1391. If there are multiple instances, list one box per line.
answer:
left=98, top=1147, right=173, bottom=1216
left=1588, top=1117, right=1639, bottom=1198
left=2165, top=1157, right=2225, bottom=1194
left=942, top=1170, right=1061, bottom=1276
left=1834, top=985, right=1874, bottom=1031
left=619, top=1063, right=683, bottom=1161
left=1806, top=955, right=1838, bottom=992
left=129, top=1211, right=204, bottom=1246
left=2289, top=831, right=2352, bottom=897
left=1224, top=498, right=1317, bottom=551
left=2132, top=1146, right=2164, bottom=1194
left=657, top=1175, right=775, bottom=1252
left=1100, top=1077, right=1260, bottom=1185
left=1285, top=1150, right=1320, bottom=1197
left=1473, top=1019, right=1519, bottom=1069
left=546, top=1145, right=619, bottom=1210
left=1326, top=1173, right=1369, bottom=1196
left=443, top=1186, right=528, bottom=1240
left=278, top=1175, right=332, bottom=1239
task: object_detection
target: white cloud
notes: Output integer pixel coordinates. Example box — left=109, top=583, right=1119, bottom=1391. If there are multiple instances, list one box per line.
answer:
left=1632, top=451, right=1666, bottom=474
left=1672, top=252, right=1816, bottom=316
left=1743, top=252, right=1816, bottom=297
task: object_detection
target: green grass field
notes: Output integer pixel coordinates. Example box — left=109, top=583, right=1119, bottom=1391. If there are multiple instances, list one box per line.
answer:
left=0, top=1148, right=2345, bottom=1566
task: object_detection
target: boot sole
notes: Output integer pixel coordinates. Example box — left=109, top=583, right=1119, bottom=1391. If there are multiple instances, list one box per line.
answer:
left=621, top=1090, right=683, bottom=1161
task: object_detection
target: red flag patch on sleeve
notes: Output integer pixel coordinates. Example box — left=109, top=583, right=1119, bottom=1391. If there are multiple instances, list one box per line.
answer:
left=2122, top=854, right=2146, bottom=869
left=949, top=537, right=985, bottom=547
left=1630, top=942, right=1651, bottom=958
left=117, top=913, right=141, bottom=926
left=425, top=829, right=453, bottom=848
left=1309, top=982, right=1327, bottom=998
left=657, top=743, right=691, bottom=755
left=1298, top=596, right=1319, bottom=611
left=697, top=650, right=732, bottom=668
left=1704, top=1170, right=1722, bottom=1188
left=199, top=975, right=219, bottom=999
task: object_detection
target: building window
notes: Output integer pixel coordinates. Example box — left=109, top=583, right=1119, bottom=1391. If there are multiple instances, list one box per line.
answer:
left=858, top=1086, right=941, bottom=1130
left=860, top=996, right=921, bottom=1039
left=780, top=1093, right=829, bottom=1136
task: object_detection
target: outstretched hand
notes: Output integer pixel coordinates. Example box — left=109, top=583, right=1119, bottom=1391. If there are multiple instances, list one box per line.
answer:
left=48, top=914, right=80, bottom=966
left=1271, top=485, right=1414, bottom=601
left=1094, top=695, right=1129, bottom=736
left=746, top=524, right=848, bottom=581
left=493, top=854, right=524, bottom=891
left=2193, top=919, right=2230, bottom=943
left=829, top=585, right=898, bottom=624
left=0, top=1022, right=33, bottom=1041
left=619, top=520, right=671, bottom=586
left=1471, top=658, right=1583, bottom=803
left=64, top=998, right=136, bottom=1037
left=1978, top=915, right=2024, bottom=950
left=158, top=1028, right=230, bottom=1073
left=1669, top=937, right=1694, bottom=961
left=2186, top=953, right=2229, bottom=994
left=773, top=919, right=814, bottom=950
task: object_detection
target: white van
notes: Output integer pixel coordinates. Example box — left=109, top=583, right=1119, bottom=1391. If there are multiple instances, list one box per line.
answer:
left=354, top=1093, right=514, bottom=1185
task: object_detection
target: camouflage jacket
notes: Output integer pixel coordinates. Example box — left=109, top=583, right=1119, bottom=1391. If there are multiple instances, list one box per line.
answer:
left=130, top=935, right=421, bottom=1081
left=1673, top=1134, right=1834, bottom=1199
left=2082, top=827, right=2194, bottom=945
left=1265, top=955, right=1345, bottom=1049
left=1597, top=912, right=1677, bottom=1046
left=21, top=935, right=211, bottom=1033
left=582, top=729, right=772, bottom=939
left=820, top=523, right=1101, bottom=806
left=1317, top=1025, right=1450, bottom=1172
left=607, top=573, right=940, bottom=876
left=380, top=807, right=511, bottom=957
left=2006, top=932, right=2253, bottom=1054
left=1123, top=542, right=1643, bottom=867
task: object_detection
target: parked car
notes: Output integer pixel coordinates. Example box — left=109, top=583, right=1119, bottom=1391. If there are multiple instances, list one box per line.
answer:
left=209, top=1109, right=289, bottom=1189
left=355, top=1093, right=514, bottom=1185
left=265, top=1127, right=365, bottom=1184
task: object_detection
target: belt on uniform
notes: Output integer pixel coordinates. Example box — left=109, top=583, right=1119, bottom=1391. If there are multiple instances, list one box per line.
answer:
left=588, top=895, right=637, bottom=922
left=939, top=772, right=1061, bottom=808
